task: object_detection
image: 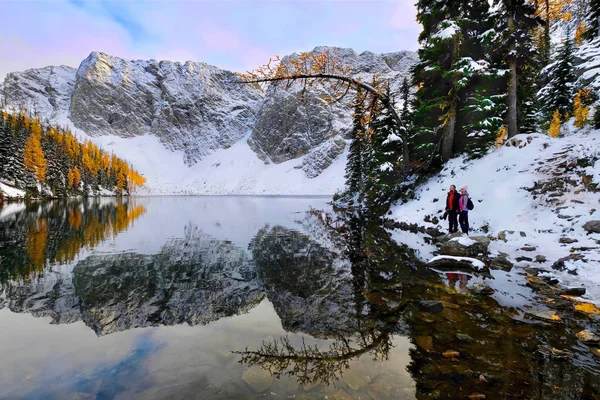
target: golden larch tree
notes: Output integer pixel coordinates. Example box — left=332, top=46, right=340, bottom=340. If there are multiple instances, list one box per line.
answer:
left=23, top=120, right=47, bottom=182
left=549, top=109, right=561, bottom=137
left=573, top=89, right=590, bottom=128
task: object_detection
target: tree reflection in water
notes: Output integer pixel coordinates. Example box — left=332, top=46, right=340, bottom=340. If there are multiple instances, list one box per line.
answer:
left=237, top=211, right=419, bottom=386
left=237, top=211, right=600, bottom=399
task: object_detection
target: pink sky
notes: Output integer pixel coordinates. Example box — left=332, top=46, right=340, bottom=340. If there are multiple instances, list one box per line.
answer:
left=0, top=0, right=419, bottom=80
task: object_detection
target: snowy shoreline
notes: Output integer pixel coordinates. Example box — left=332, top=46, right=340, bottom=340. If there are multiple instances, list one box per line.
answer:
left=389, top=126, right=600, bottom=303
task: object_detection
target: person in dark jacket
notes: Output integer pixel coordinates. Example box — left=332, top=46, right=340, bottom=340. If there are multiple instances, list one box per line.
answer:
left=459, top=186, right=470, bottom=234
left=445, top=185, right=460, bottom=234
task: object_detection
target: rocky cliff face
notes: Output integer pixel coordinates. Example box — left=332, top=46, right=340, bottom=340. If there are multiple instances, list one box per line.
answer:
left=249, top=48, right=418, bottom=168
left=1, top=48, right=417, bottom=183
left=1, top=65, right=76, bottom=120
left=70, top=52, right=264, bottom=165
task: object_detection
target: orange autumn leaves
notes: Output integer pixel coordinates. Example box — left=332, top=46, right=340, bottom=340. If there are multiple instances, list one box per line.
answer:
left=23, top=119, right=47, bottom=182
left=3, top=111, right=146, bottom=193
left=20, top=201, right=147, bottom=281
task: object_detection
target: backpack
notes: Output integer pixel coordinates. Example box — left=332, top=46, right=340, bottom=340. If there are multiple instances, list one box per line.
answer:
left=467, top=198, right=474, bottom=210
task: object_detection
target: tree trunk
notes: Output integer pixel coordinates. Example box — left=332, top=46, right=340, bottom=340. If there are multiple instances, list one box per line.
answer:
left=507, top=3, right=519, bottom=138
left=441, top=104, right=457, bottom=162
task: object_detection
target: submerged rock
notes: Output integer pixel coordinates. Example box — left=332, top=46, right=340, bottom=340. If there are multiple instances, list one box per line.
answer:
left=490, top=253, right=513, bottom=271
left=559, top=287, right=586, bottom=296
left=576, top=330, right=600, bottom=345
left=418, top=300, right=443, bottom=314
left=469, top=281, right=495, bottom=296
left=242, top=366, right=273, bottom=393
left=528, top=310, right=562, bottom=323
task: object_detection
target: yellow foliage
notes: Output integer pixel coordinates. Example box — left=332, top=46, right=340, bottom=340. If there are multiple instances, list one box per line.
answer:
left=550, top=314, right=561, bottom=321
left=23, top=126, right=47, bottom=182
left=573, top=89, right=589, bottom=128
left=536, top=0, right=572, bottom=22
left=575, top=22, right=588, bottom=46
left=549, top=109, right=561, bottom=138
left=495, top=125, right=507, bottom=148
left=574, top=302, right=600, bottom=315
left=26, top=218, right=48, bottom=275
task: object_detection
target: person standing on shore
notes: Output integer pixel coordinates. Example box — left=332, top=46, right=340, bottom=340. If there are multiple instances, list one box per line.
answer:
left=459, top=186, right=470, bottom=234
left=445, top=185, right=460, bottom=234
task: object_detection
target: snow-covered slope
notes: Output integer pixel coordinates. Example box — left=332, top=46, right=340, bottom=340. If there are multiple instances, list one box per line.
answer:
left=1, top=48, right=417, bottom=195
left=390, top=125, right=600, bottom=302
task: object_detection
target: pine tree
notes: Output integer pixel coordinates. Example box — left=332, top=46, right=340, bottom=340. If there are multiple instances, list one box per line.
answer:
left=539, top=30, right=576, bottom=122
left=593, top=104, right=600, bottom=128
left=400, top=77, right=411, bottom=125
left=494, top=0, right=542, bottom=137
left=586, top=0, right=600, bottom=39
left=363, top=95, right=404, bottom=213
left=345, top=90, right=367, bottom=200
left=413, top=0, right=502, bottom=163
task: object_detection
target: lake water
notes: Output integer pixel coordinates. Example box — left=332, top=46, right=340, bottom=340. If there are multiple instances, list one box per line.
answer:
left=0, top=197, right=599, bottom=400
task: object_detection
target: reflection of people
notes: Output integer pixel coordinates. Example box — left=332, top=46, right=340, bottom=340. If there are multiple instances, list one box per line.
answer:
left=445, top=185, right=460, bottom=234
left=458, top=186, right=470, bottom=234
left=446, top=272, right=471, bottom=292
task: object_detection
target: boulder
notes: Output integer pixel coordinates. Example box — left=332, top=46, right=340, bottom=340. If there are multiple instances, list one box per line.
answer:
left=551, top=254, right=585, bottom=271
left=490, top=253, right=513, bottom=271
left=428, top=255, right=487, bottom=272
left=583, top=220, right=600, bottom=234
left=559, top=237, right=578, bottom=244
left=535, top=255, right=547, bottom=263
left=438, top=236, right=490, bottom=257
left=498, top=230, right=526, bottom=242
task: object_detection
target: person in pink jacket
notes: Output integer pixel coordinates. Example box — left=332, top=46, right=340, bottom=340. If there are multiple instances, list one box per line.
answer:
left=458, top=186, right=470, bottom=234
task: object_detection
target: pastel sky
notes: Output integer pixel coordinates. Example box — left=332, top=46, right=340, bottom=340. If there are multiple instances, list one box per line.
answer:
left=0, top=0, right=419, bottom=80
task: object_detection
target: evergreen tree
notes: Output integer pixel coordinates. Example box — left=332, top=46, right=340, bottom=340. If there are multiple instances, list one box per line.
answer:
left=538, top=30, right=576, bottom=122
left=399, top=77, right=411, bottom=126
left=593, top=104, right=600, bottom=129
left=413, top=0, right=504, bottom=164
left=586, top=0, right=600, bottom=39
left=493, top=0, right=542, bottom=137
left=345, top=90, right=367, bottom=201
left=363, top=95, right=404, bottom=213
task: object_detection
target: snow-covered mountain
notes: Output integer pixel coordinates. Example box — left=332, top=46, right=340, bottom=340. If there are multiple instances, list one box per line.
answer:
left=0, top=48, right=417, bottom=195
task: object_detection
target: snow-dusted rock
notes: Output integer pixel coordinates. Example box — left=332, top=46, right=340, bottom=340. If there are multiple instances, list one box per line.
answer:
left=1, top=65, right=76, bottom=120
left=438, top=235, right=490, bottom=257
left=575, top=37, right=600, bottom=91
left=583, top=220, right=600, bottom=234
left=70, top=52, right=264, bottom=165
left=427, top=255, right=486, bottom=271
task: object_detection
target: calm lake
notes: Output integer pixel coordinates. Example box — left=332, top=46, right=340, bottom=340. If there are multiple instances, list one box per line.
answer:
left=0, top=196, right=599, bottom=400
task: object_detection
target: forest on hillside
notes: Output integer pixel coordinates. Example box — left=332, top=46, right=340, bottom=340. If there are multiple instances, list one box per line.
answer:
left=0, top=111, right=145, bottom=198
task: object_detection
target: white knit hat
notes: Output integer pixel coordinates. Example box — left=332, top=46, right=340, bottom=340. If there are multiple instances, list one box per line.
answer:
left=460, top=185, right=468, bottom=191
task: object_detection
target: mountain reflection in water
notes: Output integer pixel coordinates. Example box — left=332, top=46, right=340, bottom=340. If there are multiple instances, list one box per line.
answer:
left=0, top=197, right=598, bottom=399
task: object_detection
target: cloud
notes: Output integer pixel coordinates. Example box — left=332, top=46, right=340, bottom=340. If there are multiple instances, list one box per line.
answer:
left=0, top=0, right=421, bottom=81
